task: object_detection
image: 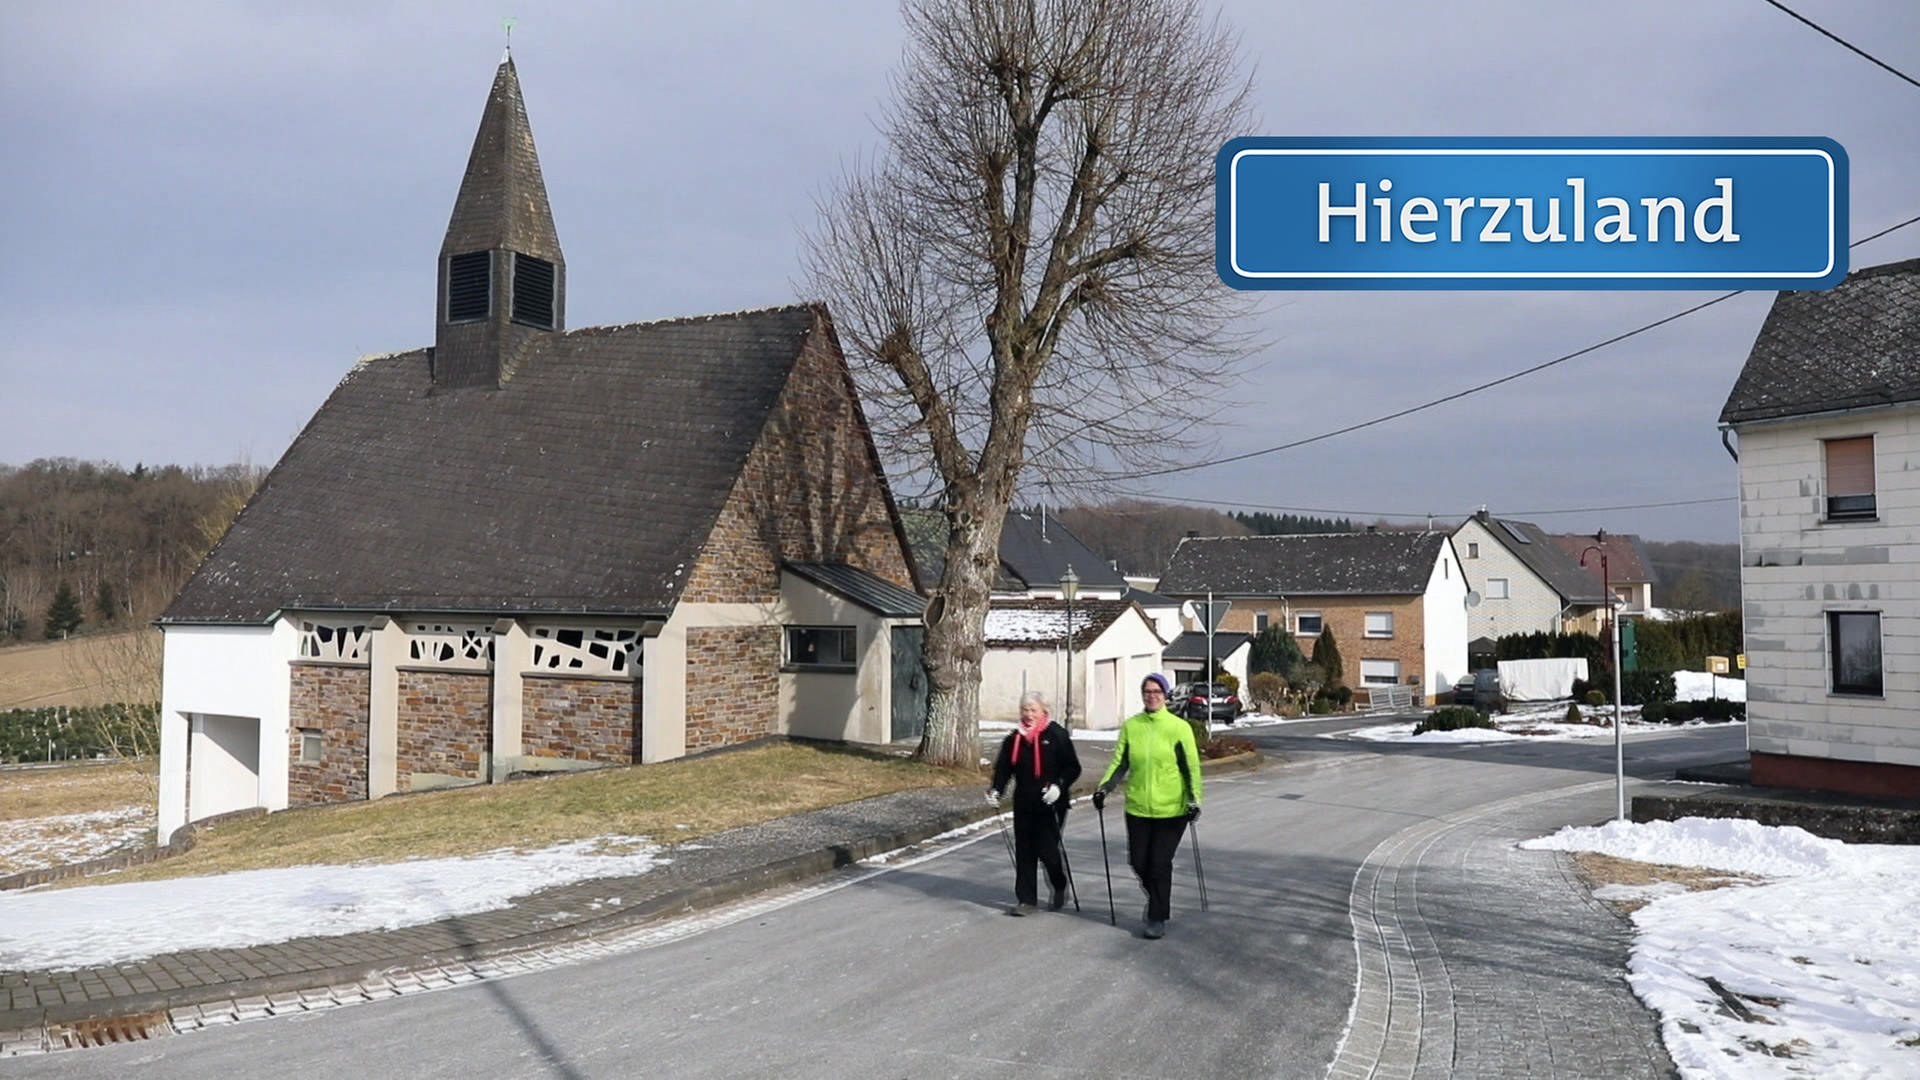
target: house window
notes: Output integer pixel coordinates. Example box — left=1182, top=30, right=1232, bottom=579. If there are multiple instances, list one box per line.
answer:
left=786, top=626, right=857, bottom=671
left=1255, top=612, right=1270, bottom=633
left=1360, top=659, right=1400, bottom=686
left=299, top=729, right=323, bottom=764
left=1443, top=558, right=1449, bottom=579
left=1467, top=542, right=1479, bottom=559
left=1364, top=612, right=1393, bottom=638
left=1486, top=578, right=1510, bottom=600
left=1824, top=436, right=1876, bottom=520
left=1829, top=611, right=1882, bottom=696
left=1296, top=611, right=1323, bottom=636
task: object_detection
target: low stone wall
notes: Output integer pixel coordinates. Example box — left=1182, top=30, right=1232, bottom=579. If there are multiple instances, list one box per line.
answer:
left=685, top=626, right=779, bottom=751
left=288, top=663, right=370, bottom=806
left=1632, top=790, right=1920, bottom=845
left=0, top=807, right=267, bottom=892
left=523, top=676, right=641, bottom=764
left=397, top=670, right=491, bottom=789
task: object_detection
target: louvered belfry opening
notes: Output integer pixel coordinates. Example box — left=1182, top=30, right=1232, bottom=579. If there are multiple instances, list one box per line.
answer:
left=446, top=251, right=492, bottom=322
left=512, top=254, right=556, bottom=328
left=432, top=57, right=565, bottom=389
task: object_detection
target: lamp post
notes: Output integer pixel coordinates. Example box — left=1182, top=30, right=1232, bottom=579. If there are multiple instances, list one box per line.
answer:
left=1580, top=532, right=1625, bottom=821
left=1062, top=565, right=1080, bottom=729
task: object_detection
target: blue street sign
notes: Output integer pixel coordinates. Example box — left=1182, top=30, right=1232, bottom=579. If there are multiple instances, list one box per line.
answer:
left=1217, top=137, right=1846, bottom=290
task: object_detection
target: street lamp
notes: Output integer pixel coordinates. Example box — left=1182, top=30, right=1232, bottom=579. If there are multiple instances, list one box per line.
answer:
left=1061, top=565, right=1080, bottom=728
left=1579, top=531, right=1626, bottom=821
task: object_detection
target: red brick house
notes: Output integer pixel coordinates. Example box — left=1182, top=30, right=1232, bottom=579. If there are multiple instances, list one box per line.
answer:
left=154, top=58, right=925, bottom=842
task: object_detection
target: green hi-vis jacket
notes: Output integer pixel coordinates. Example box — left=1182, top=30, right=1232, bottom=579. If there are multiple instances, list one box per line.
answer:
left=1098, top=706, right=1203, bottom=819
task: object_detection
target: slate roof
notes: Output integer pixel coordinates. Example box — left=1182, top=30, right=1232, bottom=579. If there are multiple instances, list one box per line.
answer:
left=982, top=599, right=1137, bottom=650
left=1720, top=258, right=1920, bottom=426
left=785, top=562, right=925, bottom=618
left=1122, top=586, right=1181, bottom=608
left=1461, top=516, right=1608, bottom=605
left=1157, top=532, right=1448, bottom=597
left=165, top=306, right=830, bottom=623
left=897, top=508, right=1126, bottom=594
left=1163, top=631, right=1251, bottom=661
left=1547, top=532, right=1653, bottom=587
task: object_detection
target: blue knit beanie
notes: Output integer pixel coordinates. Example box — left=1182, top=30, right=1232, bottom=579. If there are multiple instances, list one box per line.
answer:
left=1143, top=672, right=1172, bottom=696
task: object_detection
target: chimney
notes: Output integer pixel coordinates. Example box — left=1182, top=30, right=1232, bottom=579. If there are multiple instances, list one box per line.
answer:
left=1366, top=524, right=1378, bottom=534
left=1476, top=506, right=1490, bottom=523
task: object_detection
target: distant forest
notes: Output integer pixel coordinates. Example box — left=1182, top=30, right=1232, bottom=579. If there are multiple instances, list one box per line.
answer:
left=1058, top=500, right=1741, bottom=609
left=0, top=459, right=262, bottom=642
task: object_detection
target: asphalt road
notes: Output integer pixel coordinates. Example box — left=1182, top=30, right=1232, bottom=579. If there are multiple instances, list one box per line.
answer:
left=14, top=722, right=1743, bottom=1079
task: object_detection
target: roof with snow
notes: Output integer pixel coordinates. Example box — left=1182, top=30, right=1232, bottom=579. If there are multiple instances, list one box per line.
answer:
left=982, top=599, right=1138, bottom=649
left=1157, top=531, right=1449, bottom=597
left=1720, top=258, right=1920, bottom=426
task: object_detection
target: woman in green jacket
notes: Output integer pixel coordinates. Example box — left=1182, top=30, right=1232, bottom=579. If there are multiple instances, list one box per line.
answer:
left=1091, top=671, right=1202, bottom=939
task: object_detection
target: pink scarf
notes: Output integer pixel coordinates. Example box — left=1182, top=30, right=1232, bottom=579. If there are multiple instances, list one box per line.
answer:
left=1012, top=715, right=1051, bottom=778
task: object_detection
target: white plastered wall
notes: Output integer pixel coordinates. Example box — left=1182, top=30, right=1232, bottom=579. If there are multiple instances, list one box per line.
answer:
left=158, top=620, right=298, bottom=843
left=1422, top=540, right=1470, bottom=698
left=979, top=609, right=1165, bottom=730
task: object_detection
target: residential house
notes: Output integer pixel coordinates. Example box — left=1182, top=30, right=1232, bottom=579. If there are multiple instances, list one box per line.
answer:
left=1720, top=257, right=1920, bottom=799
left=1121, top=584, right=1186, bottom=644
left=1157, top=530, right=1467, bottom=704
left=155, top=59, right=925, bottom=842
left=1162, top=631, right=1252, bottom=691
left=1453, top=511, right=1608, bottom=642
left=899, top=507, right=1129, bottom=600
left=978, top=600, right=1165, bottom=729
left=1549, top=531, right=1656, bottom=616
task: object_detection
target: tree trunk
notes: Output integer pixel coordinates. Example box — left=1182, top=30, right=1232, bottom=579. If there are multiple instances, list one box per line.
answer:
left=916, top=493, right=1014, bottom=767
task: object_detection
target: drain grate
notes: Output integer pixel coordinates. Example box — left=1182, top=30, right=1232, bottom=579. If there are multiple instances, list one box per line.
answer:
left=48, top=1011, right=171, bottom=1049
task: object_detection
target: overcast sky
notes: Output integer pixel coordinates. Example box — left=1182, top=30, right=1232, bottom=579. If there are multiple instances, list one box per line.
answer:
left=5, top=0, right=1916, bottom=543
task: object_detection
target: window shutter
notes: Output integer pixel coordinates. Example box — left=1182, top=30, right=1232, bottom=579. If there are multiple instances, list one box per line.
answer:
left=1826, top=437, right=1875, bottom=497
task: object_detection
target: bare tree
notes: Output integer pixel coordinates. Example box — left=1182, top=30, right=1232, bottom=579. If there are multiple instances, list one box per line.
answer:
left=803, top=0, right=1257, bottom=765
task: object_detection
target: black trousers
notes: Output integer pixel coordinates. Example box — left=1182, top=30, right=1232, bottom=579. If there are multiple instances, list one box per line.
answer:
left=1012, top=804, right=1069, bottom=905
left=1125, top=813, right=1189, bottom=922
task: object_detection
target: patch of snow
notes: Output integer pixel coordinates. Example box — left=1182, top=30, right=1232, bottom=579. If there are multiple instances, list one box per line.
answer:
left=0, top=835, right=665, bottom=971
left=0, top=807, right=151, bottom=875
left=982, top=607, right=1094, bottom=643
left=1673, top=670, right=1746, bottom=703
left=1523, top=816, right=1920, bottom=1079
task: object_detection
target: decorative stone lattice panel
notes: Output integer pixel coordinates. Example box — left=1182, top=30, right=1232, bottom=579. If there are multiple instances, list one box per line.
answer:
left=529, top=626, right=643, bottom=678
left=298, top=620, right=371, bottom=664
left=407, top=622, right=494, bottom=669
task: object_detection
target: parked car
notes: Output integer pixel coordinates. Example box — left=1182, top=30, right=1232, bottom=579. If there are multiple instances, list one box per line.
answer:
left=1173, top=681, right=1243, bottom=723
left=1451, top=669, right=1505, bottom=713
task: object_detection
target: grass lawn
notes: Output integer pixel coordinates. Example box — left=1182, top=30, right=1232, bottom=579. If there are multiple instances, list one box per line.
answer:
left=0, top=759, right=157, bottom=822
left=84, top=742, right=982, bottom=886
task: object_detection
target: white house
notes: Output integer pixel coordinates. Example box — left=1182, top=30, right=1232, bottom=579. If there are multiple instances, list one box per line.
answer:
left=1720, top=256, right=1920, bottom=799
left=155, top=59, right=927, bottom=842
left=1162, top=631, right=1252, bottom=690
left=1453, top=511, right=1608, bottom=641
left=977, top=599, right=1165, bottom=730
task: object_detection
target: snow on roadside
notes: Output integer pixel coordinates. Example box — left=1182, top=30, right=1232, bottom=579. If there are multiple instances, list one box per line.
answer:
left=0, top=837, right=665, bottom=971
left=1523, top=817, right=1920, bottom=1079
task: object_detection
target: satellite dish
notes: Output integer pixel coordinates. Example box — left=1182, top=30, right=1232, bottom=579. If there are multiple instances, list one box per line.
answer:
left=1465, top=590, right=1483, bottom=608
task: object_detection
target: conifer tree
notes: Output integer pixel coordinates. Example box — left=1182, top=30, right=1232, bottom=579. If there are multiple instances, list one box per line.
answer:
left=1311, top=627, right=1345, bottom=688
left=45, top=582, right=83, bottom=639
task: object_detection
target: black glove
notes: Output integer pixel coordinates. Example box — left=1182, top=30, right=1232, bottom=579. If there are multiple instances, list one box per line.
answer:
left=1091, top=788, right=1108, bottom=811
left=1186, top=801, right=1201, bottom=821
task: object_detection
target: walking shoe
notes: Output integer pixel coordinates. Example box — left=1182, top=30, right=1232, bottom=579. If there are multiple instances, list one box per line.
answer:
left=1048, top=886, right=1066, bottom=912
left=1144, top=919, right=1166, bottom=939
left=1007, top=903, right=1038, bottom=917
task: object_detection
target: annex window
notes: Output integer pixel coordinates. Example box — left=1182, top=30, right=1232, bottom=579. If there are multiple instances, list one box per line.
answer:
left=1359, top=659, right=1400, bottom=686
left=786, top=626, right=857, bottom=671
left=1824, top=436, right=1876, bottom=521
left=1295, top=611, right=1323, bottom=636
left=446, top=251, right=491, bottom=322
left=1829, top=611, right=1883, bottom=696
left=1365, top=611, right=1394, bottom=638
left=1486, top=577, right=1510, bottom=600
left=299, top=729, right=323, bottom=764
left=1255, top=612, right=1270, bottom=633
left=511, top=253, right=556, bottom=328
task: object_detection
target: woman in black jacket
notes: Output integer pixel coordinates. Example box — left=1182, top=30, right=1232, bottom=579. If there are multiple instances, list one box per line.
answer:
left=988, top=691, right=1082, bottom=915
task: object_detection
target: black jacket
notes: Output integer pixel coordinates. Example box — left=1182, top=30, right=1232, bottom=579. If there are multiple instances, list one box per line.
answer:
left=991, top=723, right=1083, bottom=810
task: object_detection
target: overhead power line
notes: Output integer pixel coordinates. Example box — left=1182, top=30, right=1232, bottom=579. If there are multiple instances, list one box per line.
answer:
left=1760, top=0, right=1920, bottom=90
left=1111, top=212, right=1920, bottom=483
left=1102, top=489, right=1739, bottom=521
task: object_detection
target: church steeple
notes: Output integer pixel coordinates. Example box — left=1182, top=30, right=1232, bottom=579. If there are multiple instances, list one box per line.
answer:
left=433, top=56, right=565, bottom=389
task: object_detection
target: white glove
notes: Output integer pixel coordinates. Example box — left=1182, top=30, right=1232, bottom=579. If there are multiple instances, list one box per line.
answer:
left=1041, top=784, right=1061, bottom=805
left=985, top=788, right=1002, bottom=807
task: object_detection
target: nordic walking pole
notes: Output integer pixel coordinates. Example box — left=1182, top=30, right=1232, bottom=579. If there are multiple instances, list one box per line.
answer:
left=1049, top=805, right=1080, bottom=912
left=1189, top=816, right=1209, bottom=912
left=1096, top=798, right=1116, bottom=926
left=994, top=802, right=1017, bottom=875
